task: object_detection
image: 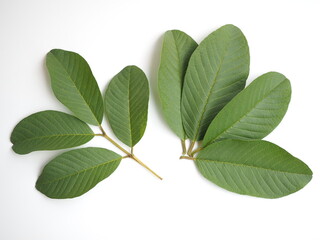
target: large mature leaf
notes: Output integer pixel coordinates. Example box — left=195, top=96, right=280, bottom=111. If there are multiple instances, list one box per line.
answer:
left=104, top=66, right=149, bottom=147
left=36, top=148, right=121, bottom=199
left=181, top=24, right=250, bottom=141
left=196, top=139, right=312, bottom=198
left=11, top=111, right=94, bottom=154
left=158, top=30, right=198, bottom=139
left=46, top=49, right=103, bottom=126
left=202, top=72, right=291, bottom=147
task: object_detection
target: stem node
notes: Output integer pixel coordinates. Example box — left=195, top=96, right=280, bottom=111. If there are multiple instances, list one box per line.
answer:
left=97, top=125, right=162, bottom=180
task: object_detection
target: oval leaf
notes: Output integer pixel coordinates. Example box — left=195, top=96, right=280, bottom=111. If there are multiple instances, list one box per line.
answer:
left=203, top=72, right=291, bottom=147
left=36, top=148, right=121, bottom=199
left=46, top=49, right=103, bottom=126
left=181, top=24, right=250, bottom=141
left=11, top=111, right=94, bottom=154
left=104, top=65, right=149, bottom=147
left=158, top=30, right=198, bottom=139
left=196, top=139, right=312, bottom=198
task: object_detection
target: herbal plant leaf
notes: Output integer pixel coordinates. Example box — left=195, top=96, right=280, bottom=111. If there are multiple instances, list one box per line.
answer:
left=46, top=49, right=103, bottom=126
left=11, top=111, right=94, bottom=154
left=181, top=24, right=250, bottom=141
left=36, top=147, right=121, bottom=199
left=196, top=139, right=312, bottom=198
left=104, top=65, right=149, bottom=147
left=158, top=30, right=198, bottom=139
left=203, top=72, right=291, bottom=147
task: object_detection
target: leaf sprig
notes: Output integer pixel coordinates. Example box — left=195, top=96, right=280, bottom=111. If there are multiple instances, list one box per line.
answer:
left=11, top=49, right=162, bottom=199
left=158, top=24, right=312, bottom=198
left=11, top=24, right=312, bottom=200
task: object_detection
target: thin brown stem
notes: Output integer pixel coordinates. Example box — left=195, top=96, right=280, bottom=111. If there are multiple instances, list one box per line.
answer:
left=98, top=125, right=162, bottom=180
left=191, top=147, right=203, bottom=156
left=131, top=155, right=163, bottom=180
left=187, top=141, right=195, bottom=156
left=100, top=131, right=131, bottom=155
left=179, top=156, right=195, bottom=160
left=181, top=139, right=186, bottom=155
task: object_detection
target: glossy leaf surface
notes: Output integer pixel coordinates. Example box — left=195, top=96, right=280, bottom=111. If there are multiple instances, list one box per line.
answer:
left=196, top=139, right=312, bottom=198
left=11, top=111, right=94, bottom=154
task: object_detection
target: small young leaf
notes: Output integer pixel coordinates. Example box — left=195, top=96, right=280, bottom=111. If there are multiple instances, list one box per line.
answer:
left=46, top=49, right=103, bottom=126
left=104, top=66, right=149, bottom=147
left=11, top=111, right=94, bottom=154
left=202, top=72, right=291, bottom=147
left=158, top=30, right=198, bottom=139
left=36, top=148, right=121, bottom=199
left=181, top=24, right=250, bottom=141
left=196, top=139, right=312, bottom=198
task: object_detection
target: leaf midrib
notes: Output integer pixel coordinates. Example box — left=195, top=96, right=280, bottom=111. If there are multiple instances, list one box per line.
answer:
left=50, top=52, right=100, bottom=125
left=128, top=67, right=133, bottom=146
left=172, top=32, right=186, bottom=140
left=197, top=158, right=310, bottom=176
left=37, top=158, right=121, bottom=186
left=192, top=36, right=230, bottom=140
left=14, top=133, right=94, bottom=144
left=209, top=80, right=287, bottom=143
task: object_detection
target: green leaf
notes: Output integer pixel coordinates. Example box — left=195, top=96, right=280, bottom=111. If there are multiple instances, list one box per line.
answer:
left=36, top=147, right=121, bottom=199
left=104, top=66, right=149, bottom=147
left=203, top=72, right=291, bottom=147
left=158, top=30, right=198, bottom=139
left=46, top=49, right=103, bottom=126
left=196, top=139, right=312, bottom=198
left=181, top=24, right=250, bottom=141
left=11, top=111, right=94, bottom=154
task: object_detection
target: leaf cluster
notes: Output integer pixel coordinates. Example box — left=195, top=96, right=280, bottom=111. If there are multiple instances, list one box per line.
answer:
left=158, top=24, right=312, bottom=198
left=11, top=49, right=161, bottom=199
left=11, top=24, right=312, bottom=200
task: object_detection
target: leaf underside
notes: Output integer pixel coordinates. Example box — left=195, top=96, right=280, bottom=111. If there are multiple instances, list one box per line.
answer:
left=158, top=30, right=198, bottom=139
left=203, top=72, right=291, bottom=147
left=11, top=111, right=94, bottom=154
left=181, top=24, right=250, bottom=141
left=196, top=139, right=312, bottom=198
left=36, top=148, right=121, bottom=199
left=104, top=65, right=149, bottom=147
left=46, top=49, right=103, bottom=126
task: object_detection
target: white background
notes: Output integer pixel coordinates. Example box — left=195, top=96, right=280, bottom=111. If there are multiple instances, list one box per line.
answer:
left=1, top=0, right=320, bottom=239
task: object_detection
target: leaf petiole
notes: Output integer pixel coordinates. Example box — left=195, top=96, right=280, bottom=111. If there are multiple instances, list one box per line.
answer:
left=97, top=125, right=162, bottom=180
left=181, top=139, right=186, bottom=155
left=187, top=141, right=195, bottom=156
left=190, top=147, right=203, bottom=156
left=179, top=156, right=195, bottom=161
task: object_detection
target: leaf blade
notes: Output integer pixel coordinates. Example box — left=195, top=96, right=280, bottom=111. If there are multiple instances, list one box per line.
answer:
left=203, top=72, right=291, bottom=147
left=11, top=111, right=94, bottom=154
left=158, top=30, right=198, bottom=139
left=181, top=24, right=250, bottom=141
left=46, top=49, right=103, bottom=125
left=104, top=66, right=149, bottom=147
left=36, top=147, right=121, bottom=199
left=196, top=139, right=312, bottom=198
